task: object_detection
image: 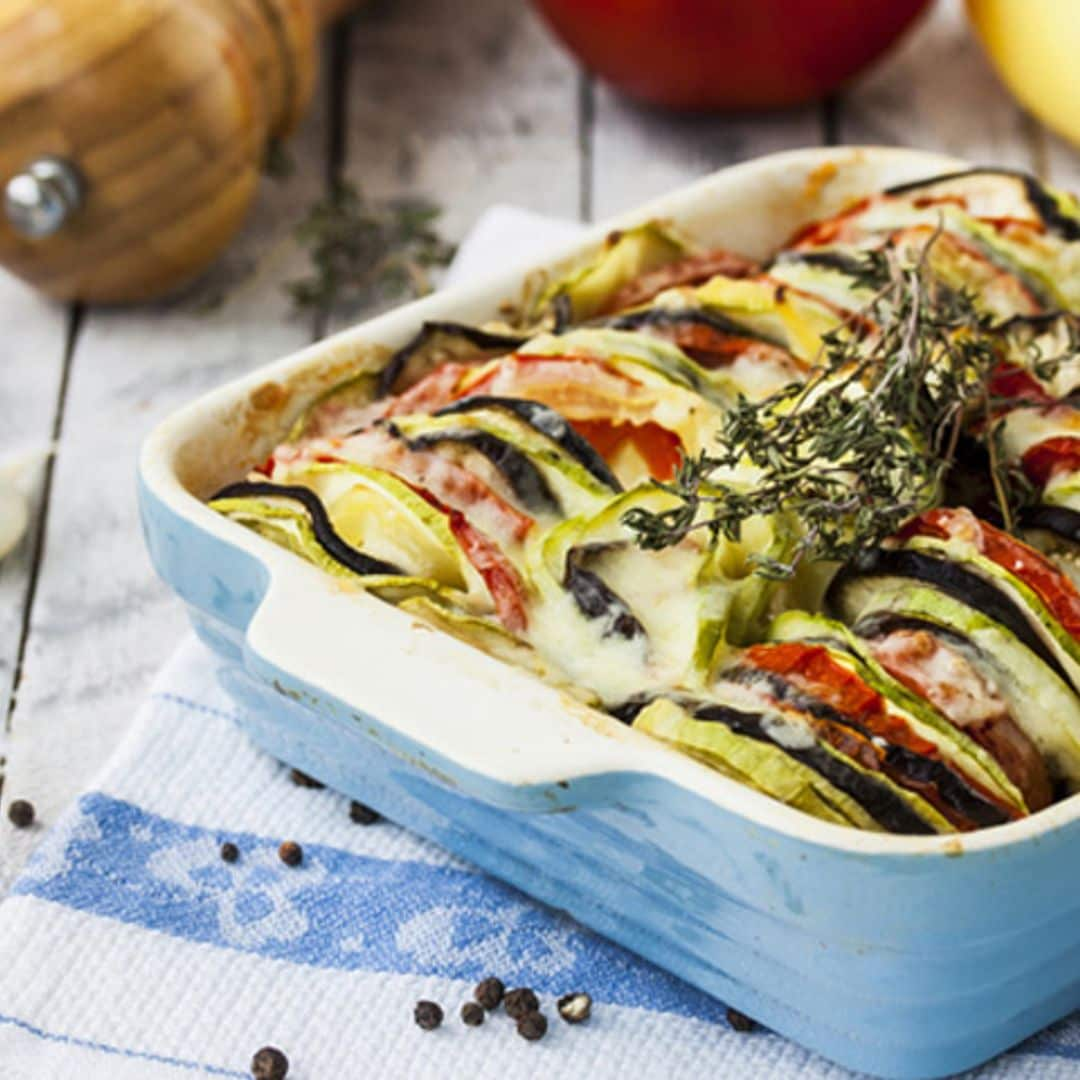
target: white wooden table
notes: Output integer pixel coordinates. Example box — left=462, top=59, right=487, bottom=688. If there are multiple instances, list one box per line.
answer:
left=0, top=0, right=1076, bottom=889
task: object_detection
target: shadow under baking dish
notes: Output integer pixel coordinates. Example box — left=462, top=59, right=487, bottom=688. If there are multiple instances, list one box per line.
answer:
left=138, top=146, right=1080, bottom=1078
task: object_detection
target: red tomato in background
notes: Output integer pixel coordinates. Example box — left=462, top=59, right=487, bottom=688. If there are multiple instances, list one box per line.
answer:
left=533, top=0, right=933, bottom=110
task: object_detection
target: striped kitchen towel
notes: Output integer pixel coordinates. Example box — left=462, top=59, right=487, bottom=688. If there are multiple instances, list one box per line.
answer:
left=2, top=211, right=1080, bottom=1079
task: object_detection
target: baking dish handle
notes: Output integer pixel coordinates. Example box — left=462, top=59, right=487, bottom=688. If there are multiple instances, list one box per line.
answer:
left=239, top=565, right=683, bottom=812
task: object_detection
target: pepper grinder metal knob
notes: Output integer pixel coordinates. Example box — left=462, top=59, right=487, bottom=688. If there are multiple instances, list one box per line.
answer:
left=4, top=157, right=84, bottom=239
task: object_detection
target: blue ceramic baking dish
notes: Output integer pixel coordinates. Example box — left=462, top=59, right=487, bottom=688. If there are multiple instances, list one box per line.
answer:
left=138, top=147, right=1080, bottom=1078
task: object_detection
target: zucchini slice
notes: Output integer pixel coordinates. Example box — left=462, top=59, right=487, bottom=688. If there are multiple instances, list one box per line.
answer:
left=632, top=696, right=882, bottom=830
left=524, top=325, right=732, bottom=402
left=534, top=223, right=689, bottom=323
left=434, top=395, right=621, bottom=490
left=693, top=275, right=845, bottom=364
left=209, top=483, right=466, bottom=608
left=601, top=306, right=806, bottom=399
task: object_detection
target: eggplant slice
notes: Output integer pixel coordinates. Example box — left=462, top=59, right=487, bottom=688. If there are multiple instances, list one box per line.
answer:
left=377, top=321, right=526, bottom=398
left=210, top=480, right=404, bottom=577
left=394, top=426, right=562, bottom=516
left=434, top=395, right=622, bottom=490
left=1021, top=504, right=1080, bottom=543
left=885, top=168, right=1080, bottom=242
left=827, top=546, right=1074, bottom=688
left=563, top=547, right=646, bottom=642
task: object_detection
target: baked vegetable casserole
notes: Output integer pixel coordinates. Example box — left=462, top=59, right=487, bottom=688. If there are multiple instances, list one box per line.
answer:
left=211, top=168, right=1080, bottom=835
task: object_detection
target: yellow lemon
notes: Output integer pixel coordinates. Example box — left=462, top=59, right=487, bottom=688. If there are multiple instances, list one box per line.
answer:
left=968, top=0, right=1080, bottom=147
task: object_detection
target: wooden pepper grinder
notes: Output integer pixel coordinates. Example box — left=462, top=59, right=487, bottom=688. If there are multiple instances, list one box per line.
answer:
left=0, top=0, right=361, bottom=303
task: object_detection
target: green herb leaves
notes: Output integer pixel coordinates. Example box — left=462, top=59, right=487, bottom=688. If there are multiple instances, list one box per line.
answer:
left=288, top=182, right=455, bottom=321
left=624, top=233, right=1063, bottom=577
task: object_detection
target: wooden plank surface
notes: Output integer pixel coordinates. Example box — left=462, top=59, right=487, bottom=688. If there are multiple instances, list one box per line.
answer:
left=3, top=0, right=1080, bottom=890
left=342, top=0, right=582, bottom=236
left=0, top=281, right=69, bottom=794
left=835, top=0, right=1037, bottom=168
left=590, top=87, right=827, bottom=221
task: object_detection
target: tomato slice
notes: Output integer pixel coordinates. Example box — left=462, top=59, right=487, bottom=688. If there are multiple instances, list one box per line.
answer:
left=988, top=363, right=1056, bottom=406
left=1021, top=436, right=1080, bottom=488
left=899, top=507, right=1080, bottom=642
left=571, top=419, right=683, bottom=481
left=280, top=434, right=536, bottom=547
left=406, top=481, right=529, bottom=632
left=383, top=362, right=474, bottom=417
left=457, top=352, right=638, bottom=399
left=602, top=247, right=759, bottom=314
left=788, top=197, right=871, bottom=248
left=978, top=216, right=1046, bottom=238
left=745, top=642, right=937, bottom=754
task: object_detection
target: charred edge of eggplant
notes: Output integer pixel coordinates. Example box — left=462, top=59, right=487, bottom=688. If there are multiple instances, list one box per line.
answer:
left=730, top=667, right=1010, bottom=828
left=943, top=433, right=1003, bottom=522
left=551, top=293, right=573, bottom=333
left=827, top=547, right=1074, bottom=689
left=608, top=692, right=660, bottom=724
left=999, top=311, right=1079, bottom=336
left=1020, top=504, right=1080, bottom=543
left=770, top=250, right=871, bottom=278
left=396, top=427, right=561, bottom=516
left=600, top=307, right=786, bottom=351
left=434, top=396, right=622, bottom=491
left=691, top=702, right=937, bottom=834
left=376, top=321, right=526, bottom=398
left=563, top=550, right=645, bottom=641
left=884, top=168, right=1080, bottom=242
left=210, top=481, right=405, bottom=577
left=852, top=611, right=983, bottom=657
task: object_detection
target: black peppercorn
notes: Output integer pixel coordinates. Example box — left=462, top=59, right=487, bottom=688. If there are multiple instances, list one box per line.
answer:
left=349, top=800, right=380, bottom=825
left=414, top=1000, right=443, bottom=1031
left=289, top=768, right=324, bottom=790
left=278, top=841, right=303, bottom=867
left=461, top=1001, right=484, bottom=1027
left=557, top=991, right=591, bottom=1024
left=251, top=1045, right=288, bottom=1079
left=7, top=800, right=34, bottom=828
left=473, top=976, right=504, bottom=1011
left=220, top=842, right=239, bottom=864
left=504, top=987, right=539, bottom=1020
left=726, top=1006, right=756, bottom=1033
left=516, top=1011, right=547, bottom=1041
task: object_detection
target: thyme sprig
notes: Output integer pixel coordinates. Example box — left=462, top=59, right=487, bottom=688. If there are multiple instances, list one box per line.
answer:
left=624, top=232, right=1066, bottom=578
left=288, top=181, right=455, bottom=320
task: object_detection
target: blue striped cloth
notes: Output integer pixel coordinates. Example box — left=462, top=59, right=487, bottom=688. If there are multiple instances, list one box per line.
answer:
left=2, top=212, right=1079, bottom=1078
left=3, top=637, right=1079, bottom=1078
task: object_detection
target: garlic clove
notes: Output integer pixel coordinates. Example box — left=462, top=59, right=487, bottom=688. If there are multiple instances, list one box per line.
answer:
left=0, top=481, right=28, bottom=562
left=0, top=445, right=52, bottom=562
